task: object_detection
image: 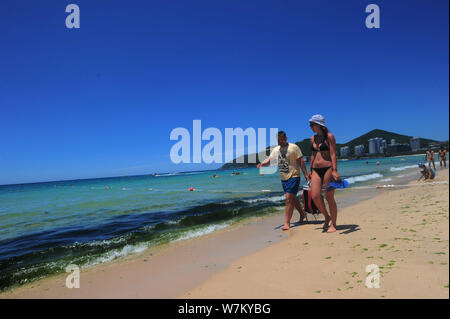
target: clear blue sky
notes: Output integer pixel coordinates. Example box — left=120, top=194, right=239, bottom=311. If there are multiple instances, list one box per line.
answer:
left=0, top=0, right=448, bottom=185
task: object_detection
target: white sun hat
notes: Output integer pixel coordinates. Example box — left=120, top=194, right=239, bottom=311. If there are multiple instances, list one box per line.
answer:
left=309, top=114, right=326, bottom=127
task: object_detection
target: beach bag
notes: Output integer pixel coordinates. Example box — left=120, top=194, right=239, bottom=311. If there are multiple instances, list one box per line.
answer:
left=302, top=184, right=320, bottom=217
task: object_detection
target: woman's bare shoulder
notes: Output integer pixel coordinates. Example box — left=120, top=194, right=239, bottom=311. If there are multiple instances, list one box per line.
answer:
left=327, top=133, right=336, bottom=141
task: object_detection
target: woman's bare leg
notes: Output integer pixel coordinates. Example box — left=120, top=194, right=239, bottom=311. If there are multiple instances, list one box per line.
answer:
left=310, top=170, right=330, bottom=229
left=323, top=168, right=337, bottom=233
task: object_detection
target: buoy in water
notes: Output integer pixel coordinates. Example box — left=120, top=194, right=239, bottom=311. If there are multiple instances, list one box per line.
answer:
left=189, top=187, right=195, bottom=191
left=105, top=186, right=109, bottom=189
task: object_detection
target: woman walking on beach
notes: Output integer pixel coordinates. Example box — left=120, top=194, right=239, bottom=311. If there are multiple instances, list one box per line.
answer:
left=308, top=115, right=340, bottom=233
left=426, top=148, right=436, bottom=170
left=439, top=146, right=447, bottom=169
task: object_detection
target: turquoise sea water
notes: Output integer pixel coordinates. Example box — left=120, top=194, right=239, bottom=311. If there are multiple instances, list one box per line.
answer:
left=0, top=154, right=442, bottom=290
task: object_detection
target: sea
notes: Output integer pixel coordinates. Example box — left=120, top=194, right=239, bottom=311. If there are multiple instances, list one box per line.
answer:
left=0, top=154, right=442, bottom=291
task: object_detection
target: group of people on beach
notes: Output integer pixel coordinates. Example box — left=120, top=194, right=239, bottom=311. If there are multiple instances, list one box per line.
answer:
left=257, top=114, right=339, bottom=233
left=418, top=146, right=447, bottom=181
left=425, top=147, right=447, bottom=170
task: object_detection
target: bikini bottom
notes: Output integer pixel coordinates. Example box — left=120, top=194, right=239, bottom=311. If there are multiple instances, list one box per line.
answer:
left=312, top=166, right=332, bottom=180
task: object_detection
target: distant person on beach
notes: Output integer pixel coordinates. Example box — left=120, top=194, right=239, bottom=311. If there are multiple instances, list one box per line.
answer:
left=308, top=115, right=340, bottom=233
left=439, top=147, right=447, bottom=169
left=257, top=131, right=309, bottom=230
left=426, top=148, right=436, bottom=170
left=418, top=162, right=435, bottom=181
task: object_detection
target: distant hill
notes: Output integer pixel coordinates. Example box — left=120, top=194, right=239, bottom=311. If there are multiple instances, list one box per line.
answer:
left=220, top=151, right=268, bottom=170
left=219, top=129, right=443, bottom=169
left=336, top=129, right=438, bottom=157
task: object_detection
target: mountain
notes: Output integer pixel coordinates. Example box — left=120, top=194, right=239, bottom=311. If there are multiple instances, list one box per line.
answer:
left=336, top=129, right=438, bottom=157
left=220, top=152, right=268, bottom=170
left=219, top=129, right=443, bottom=169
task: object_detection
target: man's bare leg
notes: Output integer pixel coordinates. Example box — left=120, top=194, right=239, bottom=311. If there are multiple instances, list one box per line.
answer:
left=282, top=194, right=295, bottom=230
left=292, top=195, right=307, bottom=222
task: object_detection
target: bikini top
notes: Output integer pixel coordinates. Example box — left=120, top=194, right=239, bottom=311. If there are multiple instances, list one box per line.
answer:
left=311, top=135, right=329, bottom=152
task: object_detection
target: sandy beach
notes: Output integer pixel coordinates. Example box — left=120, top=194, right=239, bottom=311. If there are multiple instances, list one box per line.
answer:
left=184, top=169, right=449, bottom=299
left=1, top=168, right=448, bottom=299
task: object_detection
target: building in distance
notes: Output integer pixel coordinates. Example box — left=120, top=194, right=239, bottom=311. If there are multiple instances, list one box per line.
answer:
left=340, top=146, right=350, bottom=157
left=354, top=144, right=365, bottom=156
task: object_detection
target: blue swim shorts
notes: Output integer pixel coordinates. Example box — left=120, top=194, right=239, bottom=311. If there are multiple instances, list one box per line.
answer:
left=281, top=177, right=300, bottom=195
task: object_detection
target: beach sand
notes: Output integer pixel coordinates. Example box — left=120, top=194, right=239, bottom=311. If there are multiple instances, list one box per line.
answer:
left=2, top=169, right=448, bottom=299
left=184, top=169, right=449, bottom=299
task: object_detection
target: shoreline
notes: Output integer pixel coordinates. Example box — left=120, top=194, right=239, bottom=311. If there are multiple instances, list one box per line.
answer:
left=1, top=208, right=291, bottom=298
left=1, top=167, right=447, bottom=298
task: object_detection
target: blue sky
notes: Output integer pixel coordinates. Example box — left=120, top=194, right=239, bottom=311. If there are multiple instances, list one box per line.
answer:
left=0, top=0, right=448, bottom=185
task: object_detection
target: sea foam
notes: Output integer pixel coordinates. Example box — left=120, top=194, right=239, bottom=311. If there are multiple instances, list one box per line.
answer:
left=175, top=223, right=230, bottom=241
left=346, top=173, right=383, bottom=184
left=243, top=195, right=285, bottom=204
left=390, top=165, right=417, bottom=171
left=82, top=243, right=149, bottom=269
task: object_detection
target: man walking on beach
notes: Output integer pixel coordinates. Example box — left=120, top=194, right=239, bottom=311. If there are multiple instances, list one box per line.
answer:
left=257, top=131, right=309, bottom=230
